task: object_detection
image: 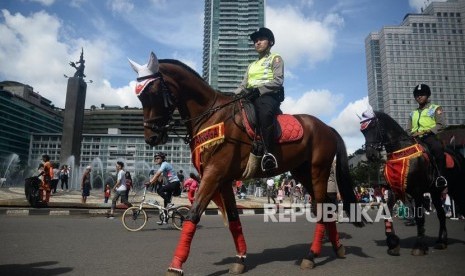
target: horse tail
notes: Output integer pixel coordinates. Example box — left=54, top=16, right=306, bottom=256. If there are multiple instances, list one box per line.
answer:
left=445, top=146, right=465, bottom=215
left=331, top=127, right=364, bottom=227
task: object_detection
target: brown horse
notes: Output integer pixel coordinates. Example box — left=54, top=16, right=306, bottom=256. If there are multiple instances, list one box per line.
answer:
left=129, top=52, right=363, bottom=275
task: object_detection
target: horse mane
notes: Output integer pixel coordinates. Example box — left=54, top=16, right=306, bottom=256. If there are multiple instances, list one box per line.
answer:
left=159, top=59, right=236, bottom=97
left=374, top=111, right=408, bottom=137
left=159, top=59, right=206, bottom=82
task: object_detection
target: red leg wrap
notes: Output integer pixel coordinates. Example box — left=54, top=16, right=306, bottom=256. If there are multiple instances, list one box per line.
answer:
left=385, top=219, right=394, bottom=234
left=325, top=221, right=340, bottom=248
left=229, top=220, right=247, bottom=256
left=310, top=222, right=326, bottom=256
left=170, top=220, right=197, bottom=269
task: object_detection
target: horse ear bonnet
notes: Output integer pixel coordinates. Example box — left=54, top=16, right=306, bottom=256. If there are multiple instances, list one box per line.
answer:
left=128, top=52, right=160, bottom=79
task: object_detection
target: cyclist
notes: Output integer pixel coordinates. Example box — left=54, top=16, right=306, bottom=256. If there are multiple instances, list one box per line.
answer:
left=148, top=152, right=181, bottom=224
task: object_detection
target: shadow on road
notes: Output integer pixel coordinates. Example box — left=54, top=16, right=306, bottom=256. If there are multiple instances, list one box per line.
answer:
left=0, top=261, right=73, bottom=276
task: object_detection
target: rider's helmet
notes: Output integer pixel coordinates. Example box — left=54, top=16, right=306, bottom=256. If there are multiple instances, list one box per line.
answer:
left=413, top=84, right=431, bottom=98
left=250, top=27, right=275, bottom=46
left=154, top=152, right=166, bottom=161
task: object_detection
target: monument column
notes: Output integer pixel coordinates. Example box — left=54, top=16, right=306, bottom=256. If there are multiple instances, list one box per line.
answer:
left=60, top=48, right=88, bottom=168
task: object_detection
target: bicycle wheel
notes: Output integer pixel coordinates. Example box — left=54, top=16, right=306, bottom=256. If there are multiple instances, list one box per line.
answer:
left=122, top=206, right=147, bottom=232
left=172, top=206, right=190, bottom=230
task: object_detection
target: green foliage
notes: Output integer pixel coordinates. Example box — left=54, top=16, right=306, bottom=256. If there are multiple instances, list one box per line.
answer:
left=350, top=155, right=385, bottom=187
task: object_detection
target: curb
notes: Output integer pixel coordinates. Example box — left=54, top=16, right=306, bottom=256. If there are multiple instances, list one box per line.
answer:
left=0, top=208, right=267, bottom=217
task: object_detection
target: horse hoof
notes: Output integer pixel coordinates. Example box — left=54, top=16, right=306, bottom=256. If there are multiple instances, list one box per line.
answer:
left=434, top=243, right=447, bottom=250
left=166, top=267, right=183, bottom=276
left=334, top=244, right=346, bottom=258
left=411, top=248, right=428, bottom=256
left=387, top=245, right=400, bottom=256
left=229, top=262, right=245, bottom=274
left=300, top=258, right=315, bottom=270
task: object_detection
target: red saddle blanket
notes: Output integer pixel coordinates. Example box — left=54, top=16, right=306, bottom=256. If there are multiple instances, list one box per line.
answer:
left=242, top=110, right=303, bottom=143
left=384, top=144, right=454, bottom=200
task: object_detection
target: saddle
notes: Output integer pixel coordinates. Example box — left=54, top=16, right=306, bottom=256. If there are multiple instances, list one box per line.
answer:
left=240, top=100, right=303, bottom=143
left=384, top=143, right=454, bottom=199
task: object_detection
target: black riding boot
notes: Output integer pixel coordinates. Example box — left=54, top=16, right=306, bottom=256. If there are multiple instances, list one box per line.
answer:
left=261, top=124, right=277, bottom=171
left=435, top=154, right=447, bottom=187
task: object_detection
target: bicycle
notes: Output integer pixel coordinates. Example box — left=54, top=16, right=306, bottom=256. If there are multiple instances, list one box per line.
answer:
left=121, top=185, right=190, bottom=232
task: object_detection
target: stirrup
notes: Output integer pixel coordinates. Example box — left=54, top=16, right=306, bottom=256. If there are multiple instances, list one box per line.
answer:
left=435, top=176, right=447, bottom=188
left=261, top=153, right=278, bottom=171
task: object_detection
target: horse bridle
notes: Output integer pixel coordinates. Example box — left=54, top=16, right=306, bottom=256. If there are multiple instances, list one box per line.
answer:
left=361, top=118, right=386, bottom=152
left=137, top=72, right=176, bottom=134
left=137, top=71, right=248, bottom=144
left=362, top=117, right=414, bottom=153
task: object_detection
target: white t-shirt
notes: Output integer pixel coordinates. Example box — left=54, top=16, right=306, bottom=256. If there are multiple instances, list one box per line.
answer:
left=266, top=178, right=274, bottom=189
left=116, top=170, right=127, bottom=192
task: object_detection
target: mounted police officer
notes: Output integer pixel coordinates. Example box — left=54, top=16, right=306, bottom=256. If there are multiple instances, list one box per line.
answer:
left=407, top=84, right=447, bottom=186
left=234, top=27, right=284, bottom=172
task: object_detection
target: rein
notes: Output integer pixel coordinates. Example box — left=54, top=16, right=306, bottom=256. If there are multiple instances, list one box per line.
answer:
left=139, top=72, right=250, bottom=144
left=362, top=118, right=413, bottom=153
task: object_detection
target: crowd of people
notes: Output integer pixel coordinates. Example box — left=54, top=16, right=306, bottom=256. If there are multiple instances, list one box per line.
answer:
left=35, top=155, right=72, bottom=204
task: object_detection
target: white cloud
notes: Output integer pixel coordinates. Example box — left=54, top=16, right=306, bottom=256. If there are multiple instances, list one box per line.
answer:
left=115, top=1, right=203, bottom=51
left=266, top=6, right=343, bottom=68
left=29, top=0, right=55, bottom=6
left=107, top=0, right=134, bottom=13
left=281, top=89, right=343, bottom=116
left=0, top=9, right=137, bottom=109
left=408, top=0, right=447, bottom=12
left=329, top=97, right=369, bottom=153
left=281, top=93, right=368, bottom=154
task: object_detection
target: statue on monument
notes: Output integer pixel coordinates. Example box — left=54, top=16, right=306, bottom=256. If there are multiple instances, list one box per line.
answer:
left=69, top=48, right=86, bottom=78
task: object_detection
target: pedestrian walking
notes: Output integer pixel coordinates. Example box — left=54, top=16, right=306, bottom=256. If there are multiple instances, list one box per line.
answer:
left=104, top=183, right=111, bottom=203
left=81, top=165, right=92, bottom=204
left=60, top=165, right=69, bottom=191
left=108, top=161, right=132, bottom=218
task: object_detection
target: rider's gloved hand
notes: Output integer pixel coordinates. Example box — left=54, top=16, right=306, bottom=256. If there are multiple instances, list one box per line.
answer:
left=246, top=88, right=260, bottom=101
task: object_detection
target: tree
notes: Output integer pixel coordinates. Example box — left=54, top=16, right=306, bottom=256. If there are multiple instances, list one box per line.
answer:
left=350, top=155, right=385, bottom=187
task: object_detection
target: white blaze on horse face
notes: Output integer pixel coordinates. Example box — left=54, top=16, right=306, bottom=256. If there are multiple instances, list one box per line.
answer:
left=128, top=51, right=160, bottom=78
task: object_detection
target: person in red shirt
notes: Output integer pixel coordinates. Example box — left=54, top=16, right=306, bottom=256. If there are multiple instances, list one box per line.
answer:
left=183, top=173, right=200, bottom=204
left=40, top=154, right=53, bottom=203
left=104, top=183, right=111, bottom=203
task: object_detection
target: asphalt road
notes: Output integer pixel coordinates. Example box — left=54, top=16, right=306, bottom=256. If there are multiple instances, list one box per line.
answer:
left=0, top=213, right=464, bottom=276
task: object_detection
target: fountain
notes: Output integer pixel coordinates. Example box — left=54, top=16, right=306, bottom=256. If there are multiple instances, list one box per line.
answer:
left=134, top=160, right=154, bottom=190
left=0, top=153, right=20, bottom=187
left=90, top=157, right=105, bottom=190
left=64, top=155, right=83, bottom=191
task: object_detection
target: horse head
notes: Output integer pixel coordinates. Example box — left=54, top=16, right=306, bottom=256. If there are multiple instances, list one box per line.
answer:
left=360, top=110, right=384, bottom=161
left=129, top=52, right=175, bottom=146
left=360, top=110, right=415, bottom=159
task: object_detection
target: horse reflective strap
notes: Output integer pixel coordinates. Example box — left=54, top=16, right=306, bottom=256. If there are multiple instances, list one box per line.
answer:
left=130, top=52, right=364, bottom=276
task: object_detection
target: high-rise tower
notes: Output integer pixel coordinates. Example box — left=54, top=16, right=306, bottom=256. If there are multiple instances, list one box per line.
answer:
left=203, top=0, right=265, bottom=93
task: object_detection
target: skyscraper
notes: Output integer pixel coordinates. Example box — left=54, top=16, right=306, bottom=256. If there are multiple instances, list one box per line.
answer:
left=365, top=0, right=465, bottom=128
left=203, top=0, right=265, bottom=93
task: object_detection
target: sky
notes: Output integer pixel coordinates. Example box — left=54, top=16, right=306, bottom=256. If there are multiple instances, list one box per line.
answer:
left=0, top=0, right=445, bottom=153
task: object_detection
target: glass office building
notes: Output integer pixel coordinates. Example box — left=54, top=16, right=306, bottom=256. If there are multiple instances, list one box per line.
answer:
left=203, top=0, right=265, bottom=93
left=0, top=81, right=63, bottom=166
left=365, top=0, right=465, bottom=128
left=28, top=105, right=194, bottom=189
